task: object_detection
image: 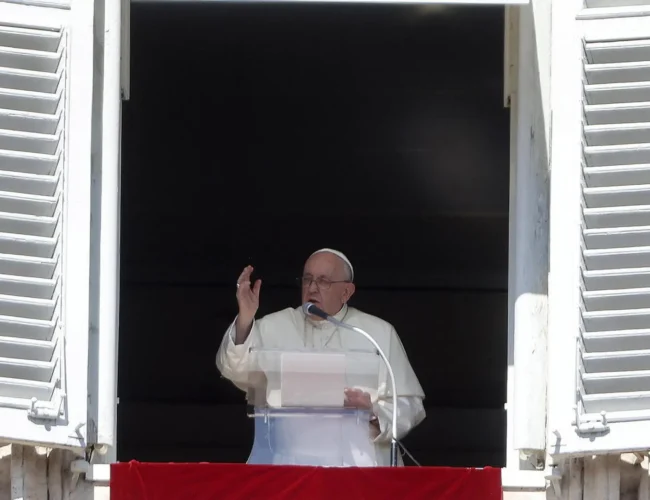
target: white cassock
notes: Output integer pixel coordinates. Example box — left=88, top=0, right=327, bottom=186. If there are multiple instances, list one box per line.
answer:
left=216, top=303, right=426, bottom=467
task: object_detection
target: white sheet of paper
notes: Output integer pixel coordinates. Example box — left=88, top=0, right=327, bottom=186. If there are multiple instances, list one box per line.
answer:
left=280, top=352, right=346, bottom=408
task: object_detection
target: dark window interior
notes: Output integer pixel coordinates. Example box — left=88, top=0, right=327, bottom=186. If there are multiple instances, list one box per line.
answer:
left=117, top=2, right=510, bottom=467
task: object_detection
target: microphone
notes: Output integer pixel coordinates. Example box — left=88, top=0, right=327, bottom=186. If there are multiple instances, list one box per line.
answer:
left=301, top=301, right=400, bottom=467
left=302, top=302, right=329, bottom=321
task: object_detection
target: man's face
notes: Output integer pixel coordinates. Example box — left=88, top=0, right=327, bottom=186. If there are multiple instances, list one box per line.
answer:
left=301, top=252, right=355, bottom=318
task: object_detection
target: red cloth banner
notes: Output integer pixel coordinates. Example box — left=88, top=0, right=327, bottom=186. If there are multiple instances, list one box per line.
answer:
left=110, top=462, right=502, bottom=500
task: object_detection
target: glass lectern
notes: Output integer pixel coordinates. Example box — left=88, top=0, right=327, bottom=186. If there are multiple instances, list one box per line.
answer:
left=246, top=347, right=381, bottom=467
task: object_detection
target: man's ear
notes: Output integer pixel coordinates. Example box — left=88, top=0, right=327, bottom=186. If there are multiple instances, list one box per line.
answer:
left=344, top=283, right=356, bottom=304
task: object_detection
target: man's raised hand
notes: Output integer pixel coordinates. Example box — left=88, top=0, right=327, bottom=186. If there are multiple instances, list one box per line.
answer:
left=234, top=265, right=261, bottom=344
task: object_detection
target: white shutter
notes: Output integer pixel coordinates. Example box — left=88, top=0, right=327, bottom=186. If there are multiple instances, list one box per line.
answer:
left=549, top=24, right=650, bottom=455
left=0, top=25, right=66, bottom=416
left=580, top=36, right=650, bottom=421
left=0, top=2, right=95, bottom=449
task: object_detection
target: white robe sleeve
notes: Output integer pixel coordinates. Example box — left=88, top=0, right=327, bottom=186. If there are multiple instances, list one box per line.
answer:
left=371, top=323, right=426, bottom=443
left=372, top=396, right=426, bottom=443
left=215, top=316, right=257, bottom=391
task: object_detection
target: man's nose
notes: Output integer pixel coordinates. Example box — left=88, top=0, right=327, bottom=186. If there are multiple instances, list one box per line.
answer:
left=307, top=280, right=319, bottom=292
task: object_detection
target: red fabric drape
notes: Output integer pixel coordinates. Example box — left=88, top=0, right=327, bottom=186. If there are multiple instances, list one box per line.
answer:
left=110, top=462, right=502, bottom=500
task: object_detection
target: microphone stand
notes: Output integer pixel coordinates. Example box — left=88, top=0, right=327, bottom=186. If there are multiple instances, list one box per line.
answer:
left=323, top=314, right=399, bottom=467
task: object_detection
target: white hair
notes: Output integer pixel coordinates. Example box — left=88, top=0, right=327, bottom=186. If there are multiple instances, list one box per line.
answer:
left=310, top=248, right=354, bottom=281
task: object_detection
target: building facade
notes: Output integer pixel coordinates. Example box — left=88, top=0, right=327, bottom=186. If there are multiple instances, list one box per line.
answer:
left=0, top=0, right=649, bottom=498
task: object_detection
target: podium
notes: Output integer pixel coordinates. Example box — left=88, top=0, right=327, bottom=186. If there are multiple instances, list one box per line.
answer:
left=245, top=347, right=382, bottom=467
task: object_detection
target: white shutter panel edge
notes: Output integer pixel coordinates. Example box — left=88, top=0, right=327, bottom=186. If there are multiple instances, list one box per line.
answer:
left=0, top=2, right=94, bottom=449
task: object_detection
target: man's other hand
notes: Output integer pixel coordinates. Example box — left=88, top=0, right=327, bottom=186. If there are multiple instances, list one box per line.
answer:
left=344, top=388, right=372, bottom=410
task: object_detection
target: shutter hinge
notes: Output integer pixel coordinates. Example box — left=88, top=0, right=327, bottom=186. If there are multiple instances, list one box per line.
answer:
left=28, top=393, right=66, bottom=421
left=574, top=407, right=609, bottom=434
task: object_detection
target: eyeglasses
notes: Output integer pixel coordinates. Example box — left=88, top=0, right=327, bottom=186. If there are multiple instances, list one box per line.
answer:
left=297, top=276, right=350, bottom=291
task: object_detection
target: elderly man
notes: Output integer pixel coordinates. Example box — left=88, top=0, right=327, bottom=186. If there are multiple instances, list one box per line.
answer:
left=216, top=248, right=425, bottom=466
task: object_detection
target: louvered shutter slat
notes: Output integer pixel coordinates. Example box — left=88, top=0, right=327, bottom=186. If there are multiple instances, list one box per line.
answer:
left=584, top=267, right=650, bottom=288
left=0, top=315, right=56, bottom=342
left=586, top=86, right=650, bottom=108
left=584, top=206, right=650, bottom=228
left=0, top=274, right=56, bottom=299
left=0, top=131, right=59, bottom=154
left=583, top=375, right=650, bottom=412
left=0, top=27, right=61, bottom=53
left=0, top=336, right=54, bottom=361
left=585, top=227, right=650, bottom=250
left=585, top=144, right=650, bottom=167
left=0, top=378, right=53, bottom=402
left=0, top=192, right=58, bottom=218
left=585, top=164, right=650, bottom=186
left=0, top=151, right=58, bottom=176
left=0, top=109, right=60, bottom=134
left=586, top=64, right=650, bottom=86
left=584, top=184, right=650, bottom=206
left=0, top=232, right=56, bottom=259
left=0, top=89, right=61, bottom=115
left=583, top=390, right=650, bottom=413
left=587, top=41, right=650, bottom=64
left=0, top=47, right=62, bottom=74
left=0, top=357, right=54, bottom=381
left=586, top=1, right=650, bottom=7
left=583, top=308, right=650, bottom=332
left=584, top=288, right=650, bottom=311
left=585, top=103, right=650, bottom=126
left=0, top=171, right=60, bottom=196
left=0, top=68, right=60, bottom=95
left=584, top=330, right=650, bottom=352
left=0, top=213, right=58, bottom=238
left=586, top=125, right=650, bottom=147
left=584, top=247, right=650, bottom=268
left=585, top=350, right=650, bottom=375
left=0, top=255, right=57, bottom=280
left=0, top=25, right=65, bottom=412
left=0, top=294, right=57, bottom=321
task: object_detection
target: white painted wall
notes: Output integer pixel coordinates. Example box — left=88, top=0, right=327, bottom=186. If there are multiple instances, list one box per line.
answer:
left=0, top=445, right=107, bottom=500
left=502, top=1, right=552, bottom=495
left=507, top=0, right=551, bottom=468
